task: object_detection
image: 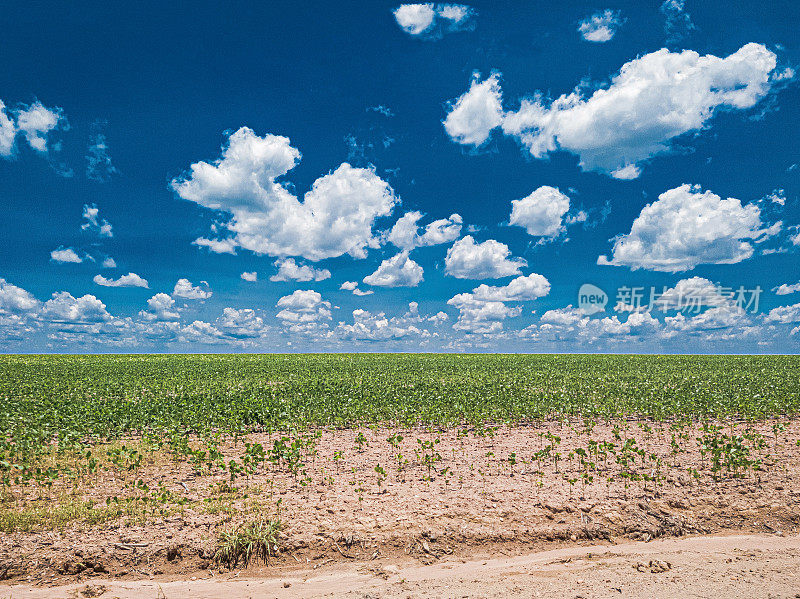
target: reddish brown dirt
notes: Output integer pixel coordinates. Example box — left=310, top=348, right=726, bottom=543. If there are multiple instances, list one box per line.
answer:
left=1, top=419, right=799, bottom=595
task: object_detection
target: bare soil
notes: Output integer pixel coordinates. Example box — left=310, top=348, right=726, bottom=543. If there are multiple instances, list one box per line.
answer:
left=5, top=533, right=800, bottom=598
left=1, top=419, right=799, bottom=596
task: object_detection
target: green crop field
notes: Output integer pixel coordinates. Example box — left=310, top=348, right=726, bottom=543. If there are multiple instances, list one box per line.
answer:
left=1, top=353, right=799, bottom=489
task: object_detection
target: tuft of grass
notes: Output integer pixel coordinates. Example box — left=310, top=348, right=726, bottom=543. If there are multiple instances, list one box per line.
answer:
left=215, top=519, right=282, bottom=567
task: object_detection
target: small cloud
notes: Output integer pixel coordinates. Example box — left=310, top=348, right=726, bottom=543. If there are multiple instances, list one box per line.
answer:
left=86, top=120, right=118, bottom=182
left=241, top=271, right=258, bottom=282
left=578, top=9, right=624, bottom=43
left=341, top=281, right=374, bottom=296
left=93, top=272, right=149, bottom=288
left=81, top=204, right=113, bottom=237
left=172, top=278, right=212, bottom=300
left=50, top=247, right=83, bottom=264
left=363, top=251, right=424, bottom=288
left=102, top=257, right=117, bottom=269
left=192, top=237, right=238, bottom=255
left=392, top=4, right=475, bottom=39
left=270, top=258, right=331, bottom=282
left=774, top=282, right=800, bottom=296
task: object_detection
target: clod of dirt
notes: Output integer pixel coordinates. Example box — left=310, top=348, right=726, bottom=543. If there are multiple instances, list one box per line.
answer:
left=166, top=544, right=181, bottom=561
left=634, top=559, right=672, bottom=573
left=79, top=584, right=108, bottom=598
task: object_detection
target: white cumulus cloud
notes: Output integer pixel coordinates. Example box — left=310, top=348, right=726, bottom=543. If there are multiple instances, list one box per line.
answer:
left=578, top=9, right=623, bottom=42
left=41, top=292, right=112, bottom=324
left=172, top=278, right=212, bottom=300
left=173, top=127, right=397, bottom=262
left=774, top=282, right=800, bottom=296
left=446, top=44, right=784, bottom=178
left=140, top=293, right=180, bottom=321
left=276, top=289, right=332, bottom=335
left=270, top=258, right=331, bottom=282
left=393, top=4, right=474, bottom=38
left=387, top=211, right=462, bottom=250
left=509, top=185, right=572, bottom=239
left=442, top=73, right=503, bottom=147
left=50, top=247, right=83, bottom=264
left=445, top=235, right=526, bottom=279
left=363, top=251, right=424, bottom=287
left=241, top=271, right=258, bottom=282
left=447, top=273, right=549, bottom=334
left=0, top=278, right=40, bottom=313
left=598, top=184, right=779, bottom=272
left=81, top=204, right=113, bottom=237
left=93, top=273, right=149, bottom=288
left=0, top=100, right=65, bottom=157
left=340, top=281, right=374, bottom=296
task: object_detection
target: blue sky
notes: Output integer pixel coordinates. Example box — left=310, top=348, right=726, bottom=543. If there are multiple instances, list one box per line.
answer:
left=1, top=0, right=800, bottom=353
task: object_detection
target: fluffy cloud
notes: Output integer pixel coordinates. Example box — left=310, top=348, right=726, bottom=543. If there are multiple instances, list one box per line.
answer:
left=180, top=320, right=226, bottom=344
left=140, top=293, right=180, bottom=321
left=774, top=282, right=800, bottom=295
left=387, top=211, right=462, bottom=250
left=241, top=271, right=258, bottom=282
left=447, top=273, right=549, bottom=334
left=217, top=307, right=269, bottom=339
left=340, top=281, right=374, bottom=296
left=270, top=258, right=331, bottom=282
left=509, top=186, right=577, bottom=239
left=363, top=251, right=424, bottom=287
left=81, top=204, right=113, bottom=237
left=393, top=4, right=474, bottom=38
left=172, top=127, right=397, bottom=261
left=662, top=305, right=750, bottom=336
left=93, top=273, right=149, bottom=288
left=177, top=307, right=271, bottom=344
left=50, top=247, right=83, bottom=264
left=447, top=295, right=521, bottom=334
left=765, top=302, right=800, bottom=324
left=192, top=237, right=238, bottom=255
left=276, top=290, right=332, bottom=335
left=468, top=273, right=550, bottom=302
left=0, top=100, right=65, bottom=157
left=578, top=9, right=623, bottom=42
left=102, top=257, right=117, bottom=269
left=446, top=44, right=784, bottom=177
left=445, top=235, right=526, bottom=279
left=0, top=278, right=40, bottom=313
left=172, top=278, right=212, bottom=300
left=336, top=303, right=429, bottom=341
left=41, top=292, right=112, bottom=324
left=598, top=184, right=778, bottom=272
left=523, top=306, right=662, bottom=344
left=442, top=74, right=503, bottom=146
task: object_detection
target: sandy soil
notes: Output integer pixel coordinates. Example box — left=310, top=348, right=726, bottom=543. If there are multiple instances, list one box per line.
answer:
left=5, top=534, right=800, bottom=598
left=1, top=419, right=799, bottom=595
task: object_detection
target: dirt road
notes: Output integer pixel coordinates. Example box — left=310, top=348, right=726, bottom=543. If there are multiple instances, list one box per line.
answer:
left=7, top=533, right=800, bottom=599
